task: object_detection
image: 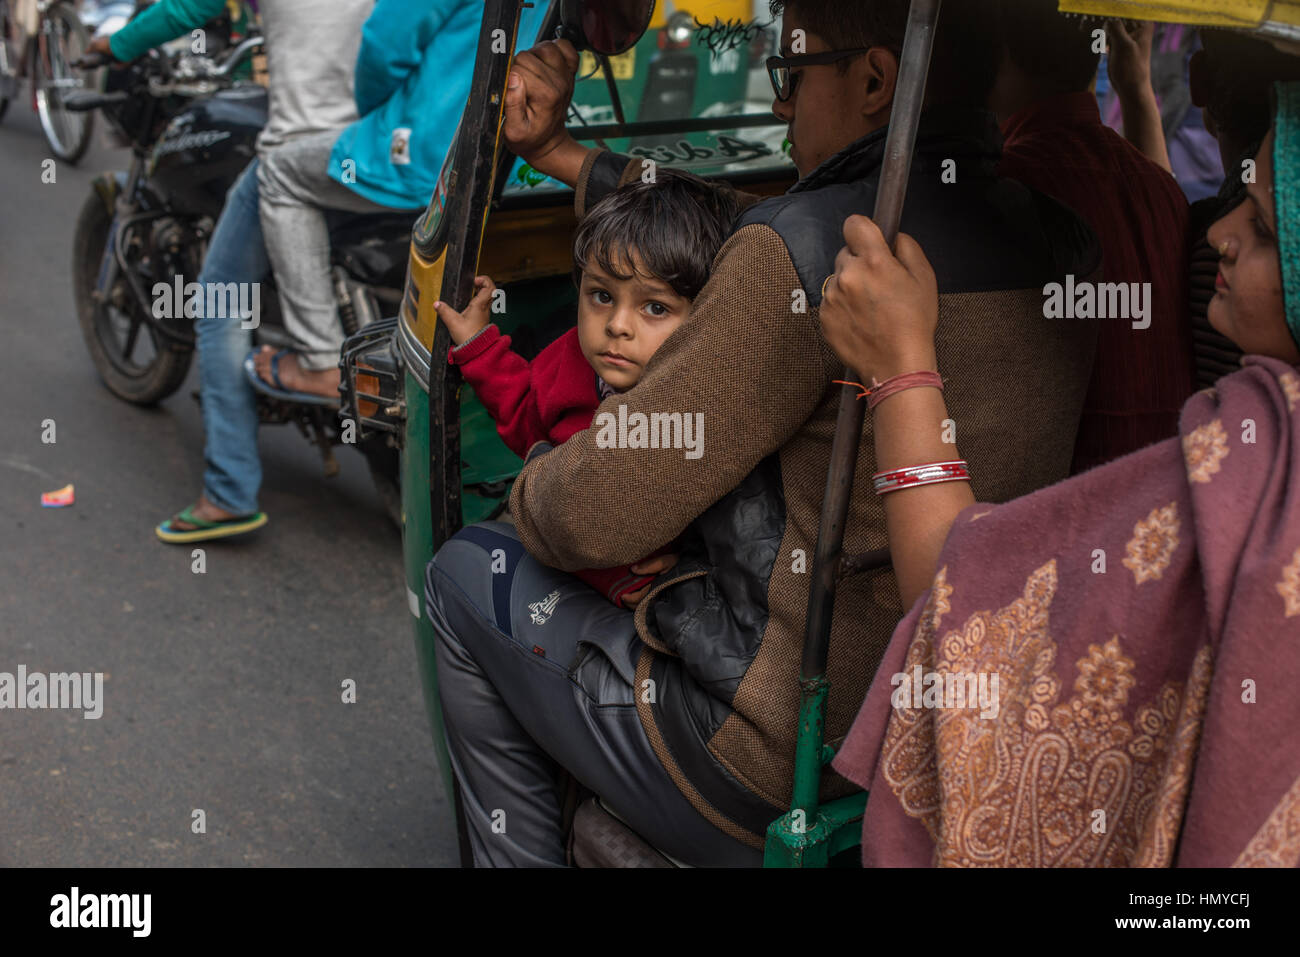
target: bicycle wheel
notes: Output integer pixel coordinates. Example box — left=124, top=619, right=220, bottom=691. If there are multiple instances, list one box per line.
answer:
left=0, top=0, right=17, bottom=123
left=34, top=2, right=94, bottom=162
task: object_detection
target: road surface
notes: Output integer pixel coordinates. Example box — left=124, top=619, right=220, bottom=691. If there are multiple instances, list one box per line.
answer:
left=0, top=106, right=456, bottom=866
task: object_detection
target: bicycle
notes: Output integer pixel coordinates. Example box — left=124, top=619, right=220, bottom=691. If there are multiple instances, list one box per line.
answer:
left=0, top=0, right=98, bottom=162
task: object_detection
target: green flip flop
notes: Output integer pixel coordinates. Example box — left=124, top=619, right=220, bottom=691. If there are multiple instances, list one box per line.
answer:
left=155, top=505, right=268, bottom=544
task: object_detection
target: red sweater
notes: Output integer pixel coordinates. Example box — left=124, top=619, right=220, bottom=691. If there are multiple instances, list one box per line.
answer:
left=449, top=325, right=656, bottom=606
left=1000, top=91, right=1195, bottom=472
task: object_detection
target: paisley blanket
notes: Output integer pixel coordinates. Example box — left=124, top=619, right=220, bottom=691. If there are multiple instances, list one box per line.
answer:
left=832, top=356, right=1300, bottom=866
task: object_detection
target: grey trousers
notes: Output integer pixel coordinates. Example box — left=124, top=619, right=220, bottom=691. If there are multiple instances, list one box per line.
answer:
left=257, top=130, right=391, bottom=370
left=424, top=522, right=764, bottom=867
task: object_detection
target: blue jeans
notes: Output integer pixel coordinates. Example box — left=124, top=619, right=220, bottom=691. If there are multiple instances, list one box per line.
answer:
left=194, top=160, right=269, bottom=516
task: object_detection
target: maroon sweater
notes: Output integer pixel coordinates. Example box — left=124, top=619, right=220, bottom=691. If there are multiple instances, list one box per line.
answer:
left=449, top=324, right=655, bottom=605
left=1000, top=91, right=1195, bottom=471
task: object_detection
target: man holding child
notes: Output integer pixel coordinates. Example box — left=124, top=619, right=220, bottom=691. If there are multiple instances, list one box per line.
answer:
left=425, top=0, right=1101, bottom=866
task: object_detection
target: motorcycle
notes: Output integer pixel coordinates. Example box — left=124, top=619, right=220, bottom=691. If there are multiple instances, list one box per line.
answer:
left=67, top=37, right=409, bottom=525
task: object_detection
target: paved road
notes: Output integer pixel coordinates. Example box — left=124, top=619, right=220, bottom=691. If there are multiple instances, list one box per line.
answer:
left=0, top=108, right=456, bottom=865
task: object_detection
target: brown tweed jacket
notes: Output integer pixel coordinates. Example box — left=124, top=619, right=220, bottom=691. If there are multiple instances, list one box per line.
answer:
left=510, top=111, right=1101, bottom=847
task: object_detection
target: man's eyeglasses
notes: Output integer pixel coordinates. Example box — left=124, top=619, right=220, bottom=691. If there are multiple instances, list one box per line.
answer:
left=766, top=48, right=871, bottom=102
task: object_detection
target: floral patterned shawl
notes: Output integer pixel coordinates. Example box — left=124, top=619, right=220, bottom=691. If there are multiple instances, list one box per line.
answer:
left=832, top=356, right=1300, bottom=866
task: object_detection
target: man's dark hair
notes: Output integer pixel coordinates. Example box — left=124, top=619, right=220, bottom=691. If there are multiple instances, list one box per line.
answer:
left=766, top=0, right=1000, bottom=108
left=571, top=168, right=742, bottom=301
left=1199, top=30, right=1300, bottom=155
left=996, top=1, right=1101, bottom=93
left=768, top=0, right=908, bottom=57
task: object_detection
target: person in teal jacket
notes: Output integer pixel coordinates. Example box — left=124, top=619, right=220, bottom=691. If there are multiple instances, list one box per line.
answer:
left=329, top=0, right=505, bottom=209
left=94, top=0, right=547, bottom=538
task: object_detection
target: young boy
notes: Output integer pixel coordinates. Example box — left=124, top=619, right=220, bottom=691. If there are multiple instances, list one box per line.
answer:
left=433, top=169, right=742, bottom=607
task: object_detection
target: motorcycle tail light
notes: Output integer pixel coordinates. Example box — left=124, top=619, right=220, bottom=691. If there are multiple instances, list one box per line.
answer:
left=339, top=317, right=404, bottom=439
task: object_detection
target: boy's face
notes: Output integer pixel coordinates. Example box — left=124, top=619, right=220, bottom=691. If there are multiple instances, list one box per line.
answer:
left=576, top=254, right=692, bottom=391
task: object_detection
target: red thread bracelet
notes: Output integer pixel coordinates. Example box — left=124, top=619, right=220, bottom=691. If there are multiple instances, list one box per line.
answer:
left=866, top=370, right=943, bottom=410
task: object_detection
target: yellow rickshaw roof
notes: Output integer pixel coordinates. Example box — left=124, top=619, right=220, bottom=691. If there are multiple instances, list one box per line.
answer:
left=1059, top=0, right=1300, bottom=45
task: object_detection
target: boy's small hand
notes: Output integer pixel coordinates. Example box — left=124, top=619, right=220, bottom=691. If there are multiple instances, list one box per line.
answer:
left=621, top=553, right=679, bottom=609
left=631, top=553, right=678, bottom=577
left=435, top=276, right=496, bottom=347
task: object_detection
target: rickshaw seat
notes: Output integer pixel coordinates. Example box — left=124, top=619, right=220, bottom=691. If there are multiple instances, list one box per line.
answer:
left=568, top=798, right=679, bottom=868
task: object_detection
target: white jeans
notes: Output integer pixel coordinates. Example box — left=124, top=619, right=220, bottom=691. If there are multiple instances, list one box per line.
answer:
left=256, top=131, right=392, bottom=370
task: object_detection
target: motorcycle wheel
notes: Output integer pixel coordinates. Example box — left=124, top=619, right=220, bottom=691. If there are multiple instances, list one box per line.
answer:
left=73, top=191, right=194, bottom=405
left=33, top=2, right=93, bottom=164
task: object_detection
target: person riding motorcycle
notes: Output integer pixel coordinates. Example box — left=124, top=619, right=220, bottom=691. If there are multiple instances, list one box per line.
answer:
left=93, top=0, right=545, bottom=542
left=91, top=0, right=374, bottom=542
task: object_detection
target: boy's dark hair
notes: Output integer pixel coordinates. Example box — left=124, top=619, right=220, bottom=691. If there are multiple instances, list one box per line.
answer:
left=766, top=0, right=1000, bottom=109
left=571, top=168, right=743, bottom=300
left=996, top=1, right=1101, bottom=94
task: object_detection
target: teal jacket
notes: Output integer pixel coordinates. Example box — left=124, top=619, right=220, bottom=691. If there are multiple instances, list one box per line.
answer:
left=326, top=0, right=549, bottom=209
left=108, top=0, right=228, bottom=62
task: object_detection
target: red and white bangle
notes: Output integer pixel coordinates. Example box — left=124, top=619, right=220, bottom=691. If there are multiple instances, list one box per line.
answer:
left=872, top=460, right=970, bottom=495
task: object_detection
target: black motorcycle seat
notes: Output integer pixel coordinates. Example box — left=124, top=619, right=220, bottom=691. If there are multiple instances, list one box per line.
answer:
left=328, top=209, right=418, bottom=289
left=333, top=239, right=410, bottom=289
left=328, top=209, right=418, bottom=245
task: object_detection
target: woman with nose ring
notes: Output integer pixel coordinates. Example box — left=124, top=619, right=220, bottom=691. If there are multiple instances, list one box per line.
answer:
left=822, top=82, right=1300, bottom=867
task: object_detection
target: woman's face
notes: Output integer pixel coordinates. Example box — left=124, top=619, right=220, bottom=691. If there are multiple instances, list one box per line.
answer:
left=1207, top=130, right=1300, bottom=363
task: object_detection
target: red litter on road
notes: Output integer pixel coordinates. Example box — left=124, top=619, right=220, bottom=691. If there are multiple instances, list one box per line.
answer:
left=41, top=484, right=75, bottom=508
